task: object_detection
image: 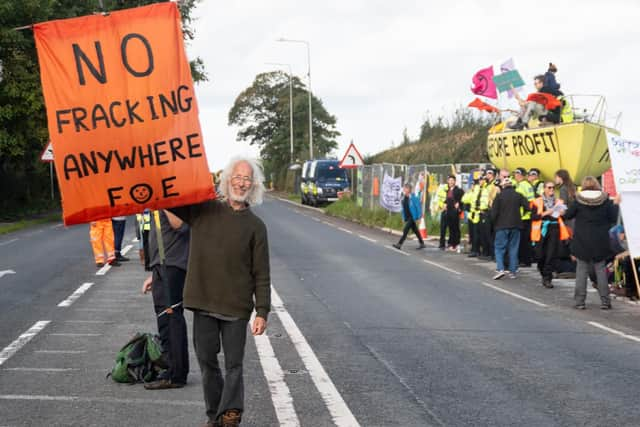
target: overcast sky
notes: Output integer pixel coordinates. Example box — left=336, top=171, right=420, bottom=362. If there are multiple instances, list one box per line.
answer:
left=185, top=0, right=640, bottom=171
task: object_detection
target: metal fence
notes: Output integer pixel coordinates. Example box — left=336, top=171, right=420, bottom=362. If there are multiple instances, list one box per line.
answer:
left=357, top=162, right=491, bottom=219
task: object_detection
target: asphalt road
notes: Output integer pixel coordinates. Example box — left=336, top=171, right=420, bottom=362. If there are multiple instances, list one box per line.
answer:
left=1, top=199, right=639, bottom=426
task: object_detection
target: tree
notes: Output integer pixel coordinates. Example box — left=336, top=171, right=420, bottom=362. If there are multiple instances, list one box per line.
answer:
left=228, top=71, right=340, bottom=180
left=0, top=0, right=206, bottom=219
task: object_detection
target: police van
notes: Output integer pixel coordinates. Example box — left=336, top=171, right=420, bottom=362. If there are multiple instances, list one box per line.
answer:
left=304, top=159, right=350, bottom=206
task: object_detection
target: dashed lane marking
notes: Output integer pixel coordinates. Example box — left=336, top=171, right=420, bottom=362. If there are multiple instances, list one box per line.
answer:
left=480, top=282, right=548, bottom=308
left=253, top=317, right=301, bottom=427
left=57, top=282, right=94, bottom=307
left=588, top=321, right=640, bottom=344
left=95, top=263, right=111, bottom=276
left=0, top=238, right=18, bottom=246
left=121, top=244, right=133, bottom=256
left=422, top=259, right=461, bottom=275
left=358, top=234, right=377, bottom=243
left=0, top=270, right=16, bottom=279
left=0, top=321, right=50, bottom=366
left=383, top=245, right=410, bottom=256
left=338, top=227, right=353, bottom=234
left=271, top=287, right=361, bottom=426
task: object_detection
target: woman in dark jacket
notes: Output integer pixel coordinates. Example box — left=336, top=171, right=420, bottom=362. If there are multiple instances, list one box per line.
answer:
left=564, top=176, right=619, bottom=309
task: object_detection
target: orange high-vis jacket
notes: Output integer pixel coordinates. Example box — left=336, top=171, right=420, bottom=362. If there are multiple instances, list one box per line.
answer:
left=530, top=198, right=571, bottom=242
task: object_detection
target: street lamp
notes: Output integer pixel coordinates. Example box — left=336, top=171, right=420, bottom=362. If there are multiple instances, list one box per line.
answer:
left=265, top=62, right=294, bottom=164
left=276, top=38, right=313, bottom=160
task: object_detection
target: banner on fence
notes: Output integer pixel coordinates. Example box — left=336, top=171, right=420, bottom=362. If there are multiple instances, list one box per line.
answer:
left=606, top=133, right=640, bottom=258
left=380, top=173, right=402, bottom=213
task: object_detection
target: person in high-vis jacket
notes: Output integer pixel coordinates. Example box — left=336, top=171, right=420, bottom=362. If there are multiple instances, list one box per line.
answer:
left=89, top=218, right=120, bottom=268
left=435, top=182, right=448, bottom=250
left=136, top=210, right=152, bottom=267
left=476, top=174, right=493, bottom=260
left=530, top=181, right=570, bottom=288
left=514, top=167, right=535, bottom=267
left=462, top=175, right=480, bottom=258
left=527, top=168, right=545, bottom=198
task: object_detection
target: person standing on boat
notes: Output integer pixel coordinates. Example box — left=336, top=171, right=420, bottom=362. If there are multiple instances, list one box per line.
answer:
left=544, top=63, right=561, bottom=92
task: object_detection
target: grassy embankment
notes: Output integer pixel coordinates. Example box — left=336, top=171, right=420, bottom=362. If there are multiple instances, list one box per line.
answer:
left=0, top=213, right=61, bottom=235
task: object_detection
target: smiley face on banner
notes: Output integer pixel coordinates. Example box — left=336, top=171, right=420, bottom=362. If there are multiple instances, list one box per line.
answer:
left=33, top=3, right=215, bottom=225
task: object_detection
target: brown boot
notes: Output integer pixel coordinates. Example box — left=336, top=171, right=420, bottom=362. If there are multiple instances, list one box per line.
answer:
left=220, top=409, right=242, bottom=427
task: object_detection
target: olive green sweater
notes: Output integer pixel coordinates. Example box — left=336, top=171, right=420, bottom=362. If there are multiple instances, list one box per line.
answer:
left=170, top=200, right=270, bottom=320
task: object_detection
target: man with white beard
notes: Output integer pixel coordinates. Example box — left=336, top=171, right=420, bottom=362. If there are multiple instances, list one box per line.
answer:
left=170, top=156, right=270, bottom=427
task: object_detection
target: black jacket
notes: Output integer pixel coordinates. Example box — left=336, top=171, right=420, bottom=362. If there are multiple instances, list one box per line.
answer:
left=564, top=190, right=618, bottom=262
left=490, top=186, right=529, bottom=230
left=445, top=186, right=464, bottom=213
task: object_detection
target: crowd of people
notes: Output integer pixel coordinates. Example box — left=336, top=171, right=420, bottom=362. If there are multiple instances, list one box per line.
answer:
left=397, top=166, right=638, bottom=310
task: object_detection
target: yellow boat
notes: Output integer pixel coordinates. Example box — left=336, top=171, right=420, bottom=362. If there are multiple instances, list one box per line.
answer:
left=486, top=95, right=620, bottom=182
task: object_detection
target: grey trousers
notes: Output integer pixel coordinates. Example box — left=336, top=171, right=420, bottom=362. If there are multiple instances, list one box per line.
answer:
left=575, top=259, right=610, bottom=306
left=193, top=311, right=248, bottom=422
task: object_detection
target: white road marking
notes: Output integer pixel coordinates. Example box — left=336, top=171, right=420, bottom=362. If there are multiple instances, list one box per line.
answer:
left=338, top=227, right=353, bottom=234
left=3, top=367, right=77, bottom=372
left=64, top=320, right=114, bottom=324
left=95, top=263, right=111, bottom=275
left=57, top=282, right=94, bottom=307
left=0, top=321, right=50, bottom=366
left=321, top=221, right=333, bottom=226
left=358, top=234, right=377, bottom=243
left=422, top=259, right=461, bottom=275
left=49, top=223, right=63, bottom=229
left=131, top=237, right=139, bottom=242
left=311, top=217, right=321, bottom=222
left=49, top=333, right=101, bottom=337
left=271, top=287, right=360, bottom=426
left=121, top=244, right=133, bottom=255
left=480, top=282, right=548, bottom=308
left=0, top=238, right=18, bottom=246
left=587, top=321, right=640, bottom=343
left=253, top=321, right=300, bottom=426
left=0, top=394, right=203, bottom=407
left=383, top=245, right=410, bottom=256
left=0, top=269, right=16, bottom=278
left=35, top=350, right=87, bottom=354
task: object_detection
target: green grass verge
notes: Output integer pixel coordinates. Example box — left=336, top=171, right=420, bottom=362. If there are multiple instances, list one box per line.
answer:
left=324, top=197, right=443, bottom=234
left=0, top=213, right=62, bottom=235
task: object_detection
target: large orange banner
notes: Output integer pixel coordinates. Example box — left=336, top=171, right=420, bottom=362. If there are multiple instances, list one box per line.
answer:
left=34, top=3, right=214, bottom=225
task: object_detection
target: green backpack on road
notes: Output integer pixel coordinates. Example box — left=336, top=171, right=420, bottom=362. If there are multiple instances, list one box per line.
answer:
left=108, top=332, right=166, bottom=383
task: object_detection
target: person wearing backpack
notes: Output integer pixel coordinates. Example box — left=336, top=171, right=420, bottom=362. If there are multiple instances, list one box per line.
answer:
left=170, top=157, right=270, bottom=427
left=141, top=209, right=190, bottom=390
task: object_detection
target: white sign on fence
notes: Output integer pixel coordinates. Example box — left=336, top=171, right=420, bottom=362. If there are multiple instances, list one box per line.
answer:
left=606, top=133, right=640, bottom=258
left=380, top=173, right=402, bottom=213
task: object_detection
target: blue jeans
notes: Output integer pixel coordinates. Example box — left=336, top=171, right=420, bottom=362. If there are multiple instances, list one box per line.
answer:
left=495, top=228, right=521, bottom=273
left=111, top=219, right=126, bottom=255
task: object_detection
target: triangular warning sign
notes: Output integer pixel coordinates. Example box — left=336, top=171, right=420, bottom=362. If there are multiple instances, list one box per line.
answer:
left=339, top=143, right=364, bottom=169
left=40, top=141, right=54, bottom=162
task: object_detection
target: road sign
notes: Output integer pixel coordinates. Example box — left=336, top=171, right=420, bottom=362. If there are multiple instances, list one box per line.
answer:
left=339, top=142, right=364, bottom=169
left=40, top=141, right=54, bottom=162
